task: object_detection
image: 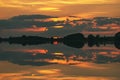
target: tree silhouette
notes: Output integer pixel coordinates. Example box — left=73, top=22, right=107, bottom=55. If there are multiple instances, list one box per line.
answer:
left=114, top=32, right=120, bottom=49
left=63, top=33, right=85, bottom=48
left=87, top=34, right=95, bottom=47
left=0, top=37, right=2, bottom=43
left=0, top=32, right=120, bottom=49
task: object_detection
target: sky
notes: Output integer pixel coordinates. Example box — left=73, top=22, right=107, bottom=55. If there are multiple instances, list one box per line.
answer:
left=0, top=0, right=120, bottom=19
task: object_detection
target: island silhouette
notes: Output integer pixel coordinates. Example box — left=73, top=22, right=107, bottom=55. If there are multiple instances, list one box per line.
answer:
left=0, top=32, right=120, bottom=49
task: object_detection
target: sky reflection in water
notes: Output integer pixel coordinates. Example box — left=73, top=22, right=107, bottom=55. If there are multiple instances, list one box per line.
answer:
left=0, top=42, right=120, bottom=80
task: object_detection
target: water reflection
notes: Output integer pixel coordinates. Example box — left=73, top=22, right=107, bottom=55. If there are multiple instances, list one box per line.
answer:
left=0, top=33, right=120, bottom=80
left=0, top=60, right=120, bottom=80
left=0, top=44, right=120, bottom=66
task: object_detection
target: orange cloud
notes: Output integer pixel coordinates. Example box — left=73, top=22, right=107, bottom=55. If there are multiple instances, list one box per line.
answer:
left=22, top=27, right=48, bottom=32
left=75, top=12, right=108, bottom=18
left=0, top=73, right=118, bottom=80
left=73, top=62, right=107, bottom=69
left=0, top=0, right=120, bottom=19
left=12, top=49, right=48, bottom=54
left=3, top=27, right=48, bottom=32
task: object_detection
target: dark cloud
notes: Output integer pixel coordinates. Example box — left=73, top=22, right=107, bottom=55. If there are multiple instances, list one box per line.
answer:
left=0, top=14, right=119, bottom=31
left=9, top=14, right=56, bottom=20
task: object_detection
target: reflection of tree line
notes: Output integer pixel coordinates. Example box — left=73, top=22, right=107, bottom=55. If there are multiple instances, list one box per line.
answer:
left=0, top=32, right=120, bottom=49
left=0, top=32, right=120, bottom=66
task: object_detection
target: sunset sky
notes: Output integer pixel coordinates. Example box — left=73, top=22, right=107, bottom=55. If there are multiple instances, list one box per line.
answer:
left=0, top=0, right=120, bottom=19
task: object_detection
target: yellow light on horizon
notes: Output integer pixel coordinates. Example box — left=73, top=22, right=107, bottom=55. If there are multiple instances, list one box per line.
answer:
left=37, top=69, right=61, bottom=74
left=52, top=52, right=64, bottom=56
left=38, top=7, right=60, bottom=11
left=52, top=26, right=64, bottom=29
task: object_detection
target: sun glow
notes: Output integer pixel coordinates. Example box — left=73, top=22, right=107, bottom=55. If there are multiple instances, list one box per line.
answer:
left=38, top=7, right=60, bottom=11
left=37, top=69, right=61, bottom=75
left=52, top=26, right=64, bottom=29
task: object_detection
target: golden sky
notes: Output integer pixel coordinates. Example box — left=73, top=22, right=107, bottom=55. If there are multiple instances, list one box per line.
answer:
left=0, top=0, right=120, bottom=19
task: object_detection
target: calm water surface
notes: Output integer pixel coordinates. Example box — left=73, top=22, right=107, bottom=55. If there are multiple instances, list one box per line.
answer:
left=0, top=42, right=120, bottom=80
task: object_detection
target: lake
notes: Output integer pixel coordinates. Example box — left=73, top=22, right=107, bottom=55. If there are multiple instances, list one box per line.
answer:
left=0, top=40, right=120, bottom=80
